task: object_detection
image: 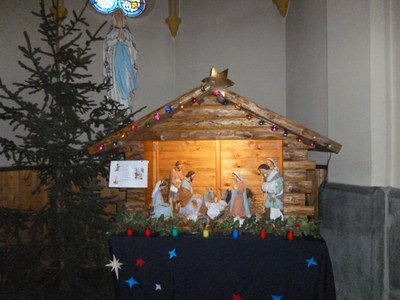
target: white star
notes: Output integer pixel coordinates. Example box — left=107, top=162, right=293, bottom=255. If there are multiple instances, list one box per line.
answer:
left=105, top=254, right=123, bottom=280
left=155, top=283, right=162, bottom=291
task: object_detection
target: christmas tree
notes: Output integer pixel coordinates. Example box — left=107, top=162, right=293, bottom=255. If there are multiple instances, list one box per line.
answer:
left=0, top=1, right=142, bottom=298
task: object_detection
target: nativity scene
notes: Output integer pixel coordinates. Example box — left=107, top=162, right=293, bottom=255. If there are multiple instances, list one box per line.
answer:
left=89, top=67, right=341, bottom=225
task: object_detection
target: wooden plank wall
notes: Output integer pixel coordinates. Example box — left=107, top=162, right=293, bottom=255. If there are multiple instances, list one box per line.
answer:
left=145, top=140, right=219, bottom=201
left=0, top=169, right=47, bottom=210
left=0, top=168, right=123, bottom=214
left=283, top=138, right=315, bottom=216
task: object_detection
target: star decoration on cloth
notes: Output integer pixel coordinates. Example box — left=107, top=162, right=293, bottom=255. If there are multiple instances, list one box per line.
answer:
left=105, top=254, right=123, bottom=280
left=136, top=257, right=145, bottom=267
left=125, top=276, right=139, bottom=288
left=271, top=295, right=283, bottom=300
left=232, top=293, right=243, bottom=300
left=202, top=67, right=234, bottom=88
left=168, top=248, right=177, bottom=259
left=155, top=283, right=162, bottom=291
left=306, top=257, right=318, bottom=268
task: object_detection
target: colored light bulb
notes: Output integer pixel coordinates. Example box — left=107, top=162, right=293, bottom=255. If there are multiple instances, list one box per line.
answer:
left=126, top=227, right=133, bottom=236
left=171, top=227, right=179, bottom=237
left=232, top=229, right=239, bottom=239
left=287, top=230, right=294, bottom=240
left=154, top=113, right=161, bottom=121
left=165, top=106, right=173, bottom=114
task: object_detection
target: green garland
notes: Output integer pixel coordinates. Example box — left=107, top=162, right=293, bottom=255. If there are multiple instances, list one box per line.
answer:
left=108, top=209, right=321, bottom=239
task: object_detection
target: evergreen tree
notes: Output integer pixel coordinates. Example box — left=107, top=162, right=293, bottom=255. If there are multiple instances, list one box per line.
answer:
left=0, top=1, right=142, bottom=298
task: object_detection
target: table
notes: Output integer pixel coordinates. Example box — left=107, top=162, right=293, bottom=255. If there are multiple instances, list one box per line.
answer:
left=108, top=233, right=336, bottom=300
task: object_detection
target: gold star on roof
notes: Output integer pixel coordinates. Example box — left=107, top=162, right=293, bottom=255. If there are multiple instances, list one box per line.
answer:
left=202, top=67, right=234, bottom=88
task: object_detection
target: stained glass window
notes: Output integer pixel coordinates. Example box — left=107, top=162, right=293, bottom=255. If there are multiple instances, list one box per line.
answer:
left=90, top=0, right=146, bottom=17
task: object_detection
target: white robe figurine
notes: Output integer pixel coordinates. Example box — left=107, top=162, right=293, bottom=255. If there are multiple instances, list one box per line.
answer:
left=151, top=180, right=172, bottom=219
left=262, top=158, right=284, bottom=220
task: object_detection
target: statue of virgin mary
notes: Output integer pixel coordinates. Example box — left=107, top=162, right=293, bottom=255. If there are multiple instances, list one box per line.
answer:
left=103, top=8, right=138, bottom=113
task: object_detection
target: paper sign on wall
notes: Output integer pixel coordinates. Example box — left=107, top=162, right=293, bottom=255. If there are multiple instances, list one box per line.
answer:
left=108, top=160, right=149, bottom=188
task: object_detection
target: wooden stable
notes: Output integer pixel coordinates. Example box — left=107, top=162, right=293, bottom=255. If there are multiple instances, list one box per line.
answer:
left=88, top=68, right=341, bottom=217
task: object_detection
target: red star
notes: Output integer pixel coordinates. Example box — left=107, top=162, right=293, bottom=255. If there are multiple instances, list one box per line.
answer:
left=135, top=258, right=145, bottom=267
left=232, top=293, right=243, bottom=300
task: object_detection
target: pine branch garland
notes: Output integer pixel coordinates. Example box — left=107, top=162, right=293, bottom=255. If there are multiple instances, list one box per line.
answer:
left=109, top=210, right=322, bottom=239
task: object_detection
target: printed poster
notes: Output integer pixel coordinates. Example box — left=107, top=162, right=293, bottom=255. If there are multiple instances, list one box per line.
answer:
left=108, top=160, right=149, bottom=188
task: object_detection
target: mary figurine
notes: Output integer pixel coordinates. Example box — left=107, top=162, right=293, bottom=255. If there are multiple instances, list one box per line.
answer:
left=103, top=8, right=138, bottom=113
left=229, top=171, right=251, bottom=218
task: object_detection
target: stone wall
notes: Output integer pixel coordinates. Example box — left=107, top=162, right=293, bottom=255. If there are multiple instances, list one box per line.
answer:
left=319, top=183, right=400, bottom=300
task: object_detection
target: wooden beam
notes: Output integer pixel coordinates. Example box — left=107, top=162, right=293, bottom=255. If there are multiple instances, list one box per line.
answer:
left=284, top=205, right=314, bottom=216
left=284, top=180, right=313, bottom=193
left=283, top=148, right=308, bottom=161
left=284, top=193, right=306, bottom=205
left=142, top=128, right=287, bottom=141
left=284, top=160, right=316, bottom=170
left=223, top=89, right=342, bottom=153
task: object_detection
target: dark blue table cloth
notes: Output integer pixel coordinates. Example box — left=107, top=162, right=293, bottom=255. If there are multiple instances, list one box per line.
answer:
left=108, top=234, right=336, bottom=300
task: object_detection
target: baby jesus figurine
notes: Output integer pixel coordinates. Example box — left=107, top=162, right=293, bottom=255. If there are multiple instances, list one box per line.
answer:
left=204, top=189, right=228, bottom=219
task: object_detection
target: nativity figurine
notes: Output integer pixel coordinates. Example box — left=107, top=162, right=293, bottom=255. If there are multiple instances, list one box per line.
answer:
left=151, top=179, right=172, bottom=219
left=169, top=160, right=184, bottom=214
left=178, top=171, right=203, bottom=221
left=258, top=158, right=284, bottom=220
left=228, top=171, right=251, bottom=218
